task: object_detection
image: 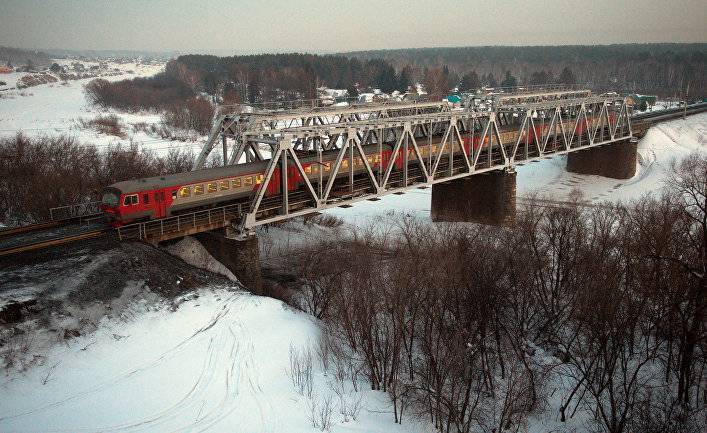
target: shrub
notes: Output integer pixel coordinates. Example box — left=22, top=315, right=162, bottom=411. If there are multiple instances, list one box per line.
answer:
left=0, top=134, right=193, bottom=224
left=79, top=115, right=126, bottom=138
left=84, top=73, right=194, bottom=112
left=162, top=97, right=214, bottom=135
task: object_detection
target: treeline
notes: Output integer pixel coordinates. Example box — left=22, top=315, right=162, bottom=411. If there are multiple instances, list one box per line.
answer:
left=344, top=43, right=707, bottom=97
left=174, top=53, right=408, bottom=101
left=287, top=155, right=707, bottom=433
left=0, top=46, right=52, bottom=69
left=0, top=134, right=194, bottom=224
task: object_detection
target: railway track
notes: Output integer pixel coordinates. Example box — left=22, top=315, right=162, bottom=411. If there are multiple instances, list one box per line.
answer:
left=0, top=221, right=62, bottom=238
left=0, top=228, right=108, bottom=257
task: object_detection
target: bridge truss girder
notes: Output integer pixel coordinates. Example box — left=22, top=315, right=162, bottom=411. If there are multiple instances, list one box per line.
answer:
left=193, top=101, right=450, bottom=170
left=238, top=97, right=632, bottom=231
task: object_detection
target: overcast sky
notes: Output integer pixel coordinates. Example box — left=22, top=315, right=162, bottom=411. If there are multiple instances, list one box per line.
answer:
left=1, top=0, right=705, bottom=54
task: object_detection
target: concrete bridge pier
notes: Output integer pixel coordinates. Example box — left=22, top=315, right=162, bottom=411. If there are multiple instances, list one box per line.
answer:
left=431, top=169, right=516, bottom=225
left=566, top=138, right=638, bottom=179
left=194, top=229, right=263, bottom=294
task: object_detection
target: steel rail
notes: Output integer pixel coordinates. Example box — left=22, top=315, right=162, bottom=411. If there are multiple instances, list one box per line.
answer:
left=0, top=229, right=108, bottom=257
left=0, top=221, right=61, bottom=238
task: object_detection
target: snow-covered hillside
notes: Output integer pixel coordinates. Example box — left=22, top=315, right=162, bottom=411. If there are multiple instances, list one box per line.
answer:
left=0, top=287, right=427, bottom=433
left=0, top=60, right=203, bottom=157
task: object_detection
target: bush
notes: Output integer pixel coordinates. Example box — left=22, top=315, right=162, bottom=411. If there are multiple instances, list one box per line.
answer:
left=0, top=134, right=193, bottom=224
left=162, top=97, right=214, bottom=135
left=84, top=73, right=194, bottom=112
left=79, top=115, right=126, bottom=138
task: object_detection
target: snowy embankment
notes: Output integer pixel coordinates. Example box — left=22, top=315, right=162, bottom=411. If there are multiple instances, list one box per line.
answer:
left=0, top=287, right=425, bottom=433
left=0, top=59, right=204, bottom=157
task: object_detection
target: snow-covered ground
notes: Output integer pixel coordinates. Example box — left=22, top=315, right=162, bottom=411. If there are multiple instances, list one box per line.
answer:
left=0, top=288, right=427, bottom=433
left=0, top=59, right=204, bottom=157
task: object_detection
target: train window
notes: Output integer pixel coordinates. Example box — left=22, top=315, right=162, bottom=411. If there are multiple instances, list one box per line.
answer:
left=255, top=174, right=264, bottom=185
left=123, top=194, right=138, bottom=206
left=194, top=184, right=204, bottom=195
left=305, top=165, right=312, bottom=174
left=207, top=182, right=217, bottom=193
left=341, top=160, right=348, bottom=169
left=244, top=176, right=253, bottom=186
left=232, top=178, right=242, bottom=188
left=143, top=194, right=149, bottom=204
left=324, top=164, right=330, bottom=172
left=219, top=180, right=230, bottom=190
left=179, top=186, right=191, bottom=198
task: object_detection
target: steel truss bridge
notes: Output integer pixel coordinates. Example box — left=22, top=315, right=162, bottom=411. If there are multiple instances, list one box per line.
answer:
left=114, top=88, right=634, bottom=242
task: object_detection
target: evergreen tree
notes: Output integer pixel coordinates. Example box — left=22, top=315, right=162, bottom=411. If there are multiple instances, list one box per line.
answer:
left=484, top=73, right=498, bottom=87
left=374, top=62, right=397, bottom=93
left=500, top=70, right=518, bottom=87
left=396, top=65, right=412, bottom=92
left=347, top=84, right=359, bottom=99
left=459, top=70, right=480, bottom=92
left=557, top=67, right=576, bottom=84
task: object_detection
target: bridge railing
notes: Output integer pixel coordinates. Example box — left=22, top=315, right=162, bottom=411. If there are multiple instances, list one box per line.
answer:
left=117, top=202, right=244, bottom=242
left=49, top=201, right=101, bottom=221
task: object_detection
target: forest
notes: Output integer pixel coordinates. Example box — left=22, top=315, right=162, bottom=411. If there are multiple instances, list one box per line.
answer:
left=284, top=154, right=707, bottom=433
left=345, top=44, right=707, bottom=98
left=85, top=44, right=705, bottom=119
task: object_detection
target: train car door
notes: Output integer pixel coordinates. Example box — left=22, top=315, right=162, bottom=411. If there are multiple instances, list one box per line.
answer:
left=154, top=191, right=167, bottom=218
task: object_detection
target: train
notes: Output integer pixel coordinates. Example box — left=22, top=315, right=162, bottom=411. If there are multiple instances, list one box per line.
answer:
left=101, top=114, right=611, bottom=226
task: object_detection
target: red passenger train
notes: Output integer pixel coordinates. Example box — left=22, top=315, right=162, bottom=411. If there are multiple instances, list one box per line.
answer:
left=101, top=115, right=608, bottom=225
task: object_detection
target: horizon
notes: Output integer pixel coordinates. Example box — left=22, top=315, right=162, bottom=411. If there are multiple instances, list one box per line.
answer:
left=1, top=0, right=705, bottom=54
left=7, top=41, right=707, bottom=59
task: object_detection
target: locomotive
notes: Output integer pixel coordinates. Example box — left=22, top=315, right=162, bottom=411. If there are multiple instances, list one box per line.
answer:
left=101, top=115, right=607, bottom=226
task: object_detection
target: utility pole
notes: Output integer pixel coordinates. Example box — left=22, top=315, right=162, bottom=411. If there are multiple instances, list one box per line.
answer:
left=683, top=82, right=690, bottom=120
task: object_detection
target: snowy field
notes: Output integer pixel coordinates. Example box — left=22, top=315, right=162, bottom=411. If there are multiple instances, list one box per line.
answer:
left=0, top=59, right=204, bottom=157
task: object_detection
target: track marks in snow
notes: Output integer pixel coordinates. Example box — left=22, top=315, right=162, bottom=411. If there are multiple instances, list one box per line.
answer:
left=0, top=290, right=300, bottom=432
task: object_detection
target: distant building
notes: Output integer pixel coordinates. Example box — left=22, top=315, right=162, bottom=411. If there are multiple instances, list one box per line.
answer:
left=0, top=66, right=12, bottom=74
left=626, top=94, right=657, bottom=111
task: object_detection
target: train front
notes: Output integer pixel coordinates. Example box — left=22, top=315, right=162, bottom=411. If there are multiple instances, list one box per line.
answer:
left=100, top=187, right=122, bottom=226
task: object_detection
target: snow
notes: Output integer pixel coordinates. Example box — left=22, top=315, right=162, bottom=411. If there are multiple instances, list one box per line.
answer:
left=0, top=59, right=205, bottom=157
left=164, top=236, right=238, bottom=282
left=0, top=289, right=427, bottom=433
